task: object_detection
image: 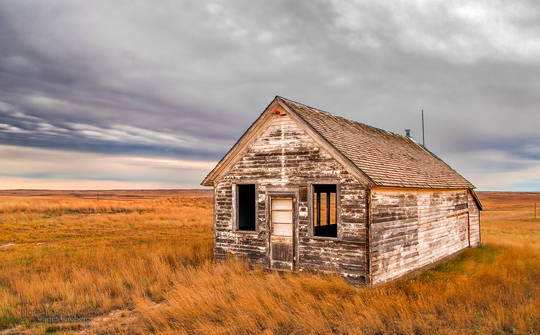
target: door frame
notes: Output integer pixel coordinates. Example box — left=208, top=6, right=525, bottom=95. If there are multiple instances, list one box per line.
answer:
left=266, top=188, right=298, bottom=271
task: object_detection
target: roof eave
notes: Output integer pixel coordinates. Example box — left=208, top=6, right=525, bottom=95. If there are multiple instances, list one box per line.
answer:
left=469, top=189, right=483, bottom=210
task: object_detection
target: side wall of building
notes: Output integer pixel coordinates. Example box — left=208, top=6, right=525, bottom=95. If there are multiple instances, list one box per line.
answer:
left=214, top=112, right=370, bottom=282
left=370, top=189, right=473, bottom=284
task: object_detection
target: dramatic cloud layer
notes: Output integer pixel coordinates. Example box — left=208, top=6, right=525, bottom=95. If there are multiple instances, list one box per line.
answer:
left=0, top=0, right=539, bottom=190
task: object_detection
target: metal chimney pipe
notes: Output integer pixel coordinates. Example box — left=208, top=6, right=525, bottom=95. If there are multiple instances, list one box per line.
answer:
left=405, top=129, right=411, bottom=138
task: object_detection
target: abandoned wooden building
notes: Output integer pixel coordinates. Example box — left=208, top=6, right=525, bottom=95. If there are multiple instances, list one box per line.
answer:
left=201, top=96, right=482, bottom=285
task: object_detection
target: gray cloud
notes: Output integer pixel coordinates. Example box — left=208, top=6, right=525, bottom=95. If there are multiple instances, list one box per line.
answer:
left=0, top=103, right=224, bottom=158
left=0, top=0, right=539, bottom=190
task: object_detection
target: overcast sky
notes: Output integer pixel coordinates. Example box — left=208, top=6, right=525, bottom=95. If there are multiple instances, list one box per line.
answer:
left=1, top=0, right=539, bottom=190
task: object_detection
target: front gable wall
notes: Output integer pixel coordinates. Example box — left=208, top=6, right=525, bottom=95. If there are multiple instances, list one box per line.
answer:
left=214, top=112, right=370, bottom=282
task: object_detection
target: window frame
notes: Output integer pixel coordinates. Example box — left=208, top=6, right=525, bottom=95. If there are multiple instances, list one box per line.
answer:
left=233, top=182, right=258, bottom=233
left=308, top=182, right=341, bottom=240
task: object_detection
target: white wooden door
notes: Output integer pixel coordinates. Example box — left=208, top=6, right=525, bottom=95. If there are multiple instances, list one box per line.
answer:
left=270, top=197, right=294, bottom=270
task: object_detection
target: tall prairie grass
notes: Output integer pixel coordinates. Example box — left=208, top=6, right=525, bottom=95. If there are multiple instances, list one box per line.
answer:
left=0, top=194, right=213, bottom=332
left=136, top=246, right=539, bottom=334
left=0, top=191, right=538, bottom=334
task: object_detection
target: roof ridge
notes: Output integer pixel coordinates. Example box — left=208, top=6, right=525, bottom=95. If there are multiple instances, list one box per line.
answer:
left=277, top=95, right=412, bottom=141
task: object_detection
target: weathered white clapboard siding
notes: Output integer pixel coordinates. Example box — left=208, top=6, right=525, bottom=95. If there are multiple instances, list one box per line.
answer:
left=370, top=189, right=472, bottom=284
left=214, top=113, right=369, bottom=283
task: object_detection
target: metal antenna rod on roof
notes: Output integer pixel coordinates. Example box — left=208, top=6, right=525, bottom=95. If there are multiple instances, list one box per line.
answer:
left=421, top=109, right=425, bottom=147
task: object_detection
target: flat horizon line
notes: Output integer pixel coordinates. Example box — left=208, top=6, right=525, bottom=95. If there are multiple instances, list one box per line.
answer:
left=0, top=189, right=538, bottom=193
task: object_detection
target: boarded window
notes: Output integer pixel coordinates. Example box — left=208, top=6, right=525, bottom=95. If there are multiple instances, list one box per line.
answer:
left=237, top=184, right=256, bottom=231
left=313, top=184, right=337, bottom=237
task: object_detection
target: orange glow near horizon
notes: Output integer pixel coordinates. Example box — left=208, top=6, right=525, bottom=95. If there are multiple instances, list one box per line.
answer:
left=0, top=177, right=207, bottom=190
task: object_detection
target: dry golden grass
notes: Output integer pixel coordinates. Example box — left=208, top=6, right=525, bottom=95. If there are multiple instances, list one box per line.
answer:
left=0, top=191, right=538, bottom=334
left=0, top=192, right=213, bottom=333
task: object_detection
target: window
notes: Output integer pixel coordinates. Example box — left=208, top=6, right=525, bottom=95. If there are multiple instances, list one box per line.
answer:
left=313, top=184, right=337, bottom=237
left=237, top=184, right=256, bottom=231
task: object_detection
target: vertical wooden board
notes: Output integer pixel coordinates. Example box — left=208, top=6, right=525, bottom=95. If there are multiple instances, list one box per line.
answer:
left=299, top=186, right=308, bottom=202
left=271, top=242, right=293, bottom=261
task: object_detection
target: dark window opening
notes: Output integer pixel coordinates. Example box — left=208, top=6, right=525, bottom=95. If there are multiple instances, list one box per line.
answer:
left=237, top=184, right=256, bottom=231
left=313, top=184, right=337, bottom=237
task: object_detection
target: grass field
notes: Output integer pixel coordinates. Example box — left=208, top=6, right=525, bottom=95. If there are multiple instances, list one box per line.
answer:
left=0, top=190, right=538, bottom=334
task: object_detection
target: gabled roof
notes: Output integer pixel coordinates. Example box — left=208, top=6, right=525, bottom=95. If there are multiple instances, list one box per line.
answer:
left=279, top=97, right=474, bottom=189
left=202, top=96, right=475, bottom=191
